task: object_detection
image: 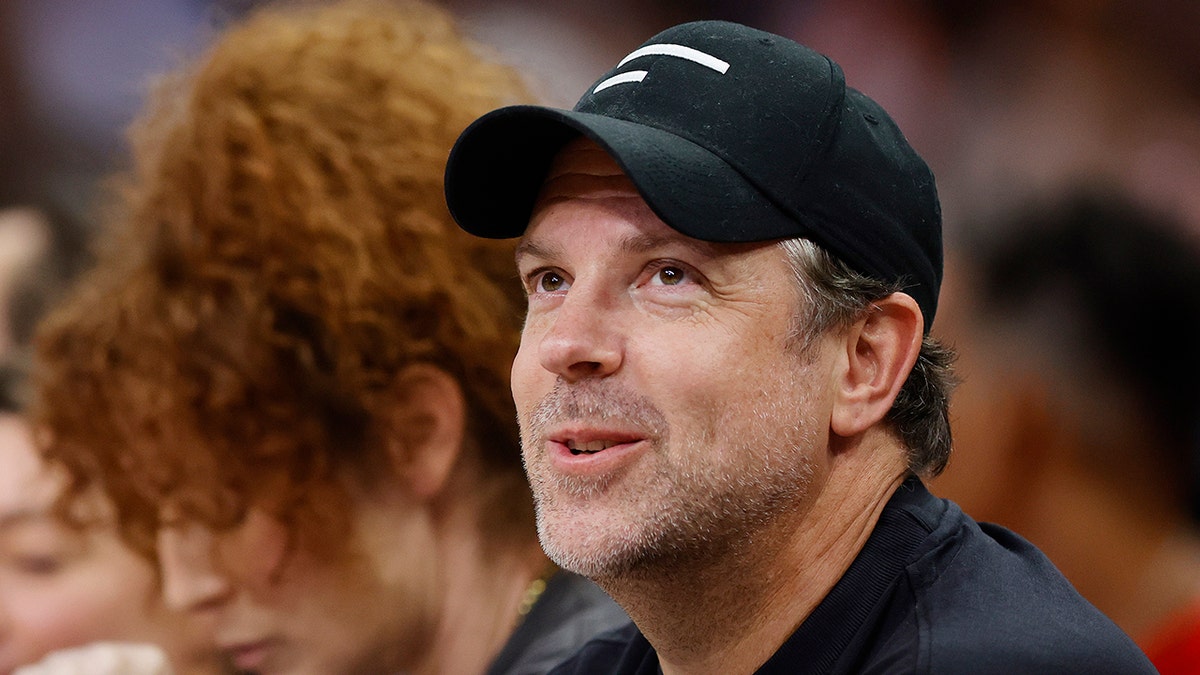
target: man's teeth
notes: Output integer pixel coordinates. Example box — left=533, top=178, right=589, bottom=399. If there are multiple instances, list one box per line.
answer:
left=568, top=440, right=618, bottom=455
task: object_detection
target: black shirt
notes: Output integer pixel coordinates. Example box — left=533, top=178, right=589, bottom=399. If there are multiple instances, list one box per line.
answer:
left=549, top=477, right=1156, bottom=674
left=487, top=570, right=629, bottom=675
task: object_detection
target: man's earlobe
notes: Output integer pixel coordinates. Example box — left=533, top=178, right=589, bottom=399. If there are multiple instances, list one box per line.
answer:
left=383, top=364, right=467, bottom=500
left=830, top=293, right=923, bottom=438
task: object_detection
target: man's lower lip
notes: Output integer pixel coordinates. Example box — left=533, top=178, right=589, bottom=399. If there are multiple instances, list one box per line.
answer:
left=549, top=439, right=645, bottom=473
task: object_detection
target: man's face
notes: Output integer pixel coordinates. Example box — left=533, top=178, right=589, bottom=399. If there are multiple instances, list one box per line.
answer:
left=512, top=140, right=836, bottom=580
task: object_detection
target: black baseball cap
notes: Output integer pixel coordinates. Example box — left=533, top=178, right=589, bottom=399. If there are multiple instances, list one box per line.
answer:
left=444, top=20, right=943, bottom=331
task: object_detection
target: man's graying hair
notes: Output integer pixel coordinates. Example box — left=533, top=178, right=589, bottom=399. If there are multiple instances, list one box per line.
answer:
left=779, top=238, right=956, bottom=477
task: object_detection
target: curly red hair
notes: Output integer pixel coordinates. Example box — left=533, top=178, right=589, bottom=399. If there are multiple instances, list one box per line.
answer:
left=33, top=0, right=531, bottom=557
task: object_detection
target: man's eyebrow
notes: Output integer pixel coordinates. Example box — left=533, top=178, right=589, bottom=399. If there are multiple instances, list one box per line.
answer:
left=514, top=238, right=563, bottom=265
left=615, top=231, right=721, bottom=259
left=515, top=230, right=722, bottom=265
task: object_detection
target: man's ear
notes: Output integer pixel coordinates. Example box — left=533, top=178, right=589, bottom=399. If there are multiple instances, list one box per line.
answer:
left=381, top=364, right=466, bottom=501
left=830, top=293, right=923, bottom=438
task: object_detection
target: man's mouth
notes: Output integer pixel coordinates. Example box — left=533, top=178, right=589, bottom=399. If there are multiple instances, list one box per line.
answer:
left=567, top=440, right=620, bottom=455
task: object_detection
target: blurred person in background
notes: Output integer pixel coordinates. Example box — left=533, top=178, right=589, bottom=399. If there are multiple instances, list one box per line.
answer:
left=30, top=1, right=625, bottom=674
left=0, top=206, right=53, bottom=365
left=0, top=201, right=90, bottom=373
left=0, top=206, right=221, bottom=674
left=1, top=384, right=225, bottom=675
left=933, top=190, right=1200, bottom=674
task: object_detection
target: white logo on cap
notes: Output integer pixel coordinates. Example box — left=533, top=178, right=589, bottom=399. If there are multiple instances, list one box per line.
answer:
left=592, top=43, right=729, bottom=94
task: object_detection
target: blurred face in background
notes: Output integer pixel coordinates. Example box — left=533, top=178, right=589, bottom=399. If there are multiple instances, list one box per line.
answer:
left=0, top=208, right=49, bottom=362
left=0, top=413, right=220, bottom=674
left=155, top=474, right=440, bottom=675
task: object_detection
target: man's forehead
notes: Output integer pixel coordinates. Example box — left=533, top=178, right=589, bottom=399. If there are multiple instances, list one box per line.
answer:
left=536, top=137, right=640, bottom=203
left=526, top=137, right=786, bottom=266
left=527, top=137, right=671, bottom=253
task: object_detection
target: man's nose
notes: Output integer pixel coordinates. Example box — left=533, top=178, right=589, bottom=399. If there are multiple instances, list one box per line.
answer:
left=537, top=283, right=623, bottom=382
left=156, top=523, right=233, bottom=613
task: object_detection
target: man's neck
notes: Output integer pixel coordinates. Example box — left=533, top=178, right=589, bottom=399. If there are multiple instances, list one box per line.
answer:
left=598, top=442, right=909, bottom=675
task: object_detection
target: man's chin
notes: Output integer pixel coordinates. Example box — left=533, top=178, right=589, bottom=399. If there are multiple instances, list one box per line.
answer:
left=536, top=517, right=645, bottom=580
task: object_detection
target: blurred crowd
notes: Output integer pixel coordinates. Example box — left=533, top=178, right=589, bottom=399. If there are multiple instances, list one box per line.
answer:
left=6, top=0, right=1200, bottom=244
left=1, top=0, right=1198, bottom=673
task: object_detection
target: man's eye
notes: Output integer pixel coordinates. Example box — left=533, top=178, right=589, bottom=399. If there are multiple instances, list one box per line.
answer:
left=534, top=271, right=571, bottom=293
left=650, top=266, right=689, bottom=286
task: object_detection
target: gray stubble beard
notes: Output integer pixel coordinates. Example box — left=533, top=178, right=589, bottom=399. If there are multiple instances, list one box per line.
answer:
left=519, top=371, right=819, bottom=582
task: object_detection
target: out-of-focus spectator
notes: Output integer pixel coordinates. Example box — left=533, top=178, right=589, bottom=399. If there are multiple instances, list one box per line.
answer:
left=0, top=400, right=225, bottom=675
left=933, top=190, right=1200, bottom=673
left=0, top=201, right=90, bottom=372
left=31, top=2, right=626, bottom=674
left=0, top=204, right=220, bottom=674
left=0, top=207, right=51, bottom=365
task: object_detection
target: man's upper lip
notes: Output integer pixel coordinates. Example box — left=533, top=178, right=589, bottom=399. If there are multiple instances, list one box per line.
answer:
left=549, top=425, right=645, bottom=447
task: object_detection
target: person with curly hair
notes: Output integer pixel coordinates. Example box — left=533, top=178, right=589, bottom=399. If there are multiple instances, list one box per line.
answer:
left=30, top=2, right=625, bottom=673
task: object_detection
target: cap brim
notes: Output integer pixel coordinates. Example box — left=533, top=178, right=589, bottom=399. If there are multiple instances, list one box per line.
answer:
left=444, top=105, right=808, bottom=243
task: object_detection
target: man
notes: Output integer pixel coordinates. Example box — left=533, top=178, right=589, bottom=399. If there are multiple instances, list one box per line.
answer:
left=443, top=20, right=1156, bottom=674
left=933, top=191, right=1200, bottom=674
left=31, top=2, right=625, bottom=674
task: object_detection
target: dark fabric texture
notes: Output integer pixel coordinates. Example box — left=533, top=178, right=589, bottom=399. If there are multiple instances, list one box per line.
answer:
left=547, top=478, right=1157, bottom=675
left=486, top=570, right=631, bottom=675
